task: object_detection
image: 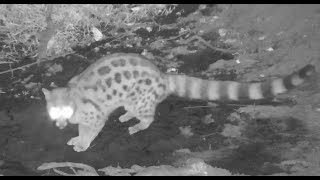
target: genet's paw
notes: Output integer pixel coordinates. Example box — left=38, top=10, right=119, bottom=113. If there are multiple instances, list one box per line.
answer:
left=128, top=126, right=139, bottom=135
left=67, top=136, right=90, bottom=152
left=67, top=136, right=81, bottom=146
left=73, top=141, right=90, bottom=152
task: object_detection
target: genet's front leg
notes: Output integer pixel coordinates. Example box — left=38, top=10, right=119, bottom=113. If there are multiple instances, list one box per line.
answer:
left=119, top=111, right=135, bottom=122
left=67, top=121, right=105, bottom=152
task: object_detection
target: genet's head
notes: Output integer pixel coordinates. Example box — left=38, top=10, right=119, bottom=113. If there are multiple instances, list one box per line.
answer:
left=42, top=87, right=75, bottom=129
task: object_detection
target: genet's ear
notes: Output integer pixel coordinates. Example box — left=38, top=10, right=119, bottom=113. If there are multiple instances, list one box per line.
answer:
left=42, top=88, right=50, bottom=99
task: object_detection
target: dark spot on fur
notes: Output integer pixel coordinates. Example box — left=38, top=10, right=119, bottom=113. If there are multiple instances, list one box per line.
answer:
left=130, top=92, right=135, bottom=96
left=135, top=87, right=141, bottom=93
left=105, top=78, right=112, bottom=88
left=98, top=66, right=111, bottom=75
left=129, top=58, right=138, bottom=66
left=133, top=70, right=139, bottom=78
left=145, top=79, right=152, bottom=85
left=113, top=89, right=117, bottom=95
left=81, top=98, right=101, bottom=111
left=111, top=60, right=119, bottom=67
left=123, top=85, right=128, bottom=91
left=153, top=91, right=159, bottom=99
left=138, top=79, right=143, bottom=84
left=123, top=70, right=131, bottom=80
left=119, top=58, right=126, bottom=66
left=96, top=115, right=101, bottom=119
left=119, top=92, right=123, bottom=97
left=158, top=84, right=166, bottom=90
left=115, top=73, right=121, bottom=83
left=107, top=94, right=112, bottom=100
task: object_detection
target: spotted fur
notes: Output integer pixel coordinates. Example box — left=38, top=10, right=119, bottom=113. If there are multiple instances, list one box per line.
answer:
left=42, top=53, right=315, bottom=152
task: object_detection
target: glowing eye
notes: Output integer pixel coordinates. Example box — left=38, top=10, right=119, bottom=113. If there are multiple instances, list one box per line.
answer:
left=61, top=106, right=74, bottom=119
left=49, top=107, right=61, bottom=119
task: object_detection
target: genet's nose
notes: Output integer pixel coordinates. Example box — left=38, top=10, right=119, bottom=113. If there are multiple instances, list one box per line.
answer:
left=56, top=120, right=67, bottom=129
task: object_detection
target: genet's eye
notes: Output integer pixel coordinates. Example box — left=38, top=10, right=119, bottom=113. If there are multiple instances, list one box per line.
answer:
left=49, top=107, right=61, bottom=119
left=61, top=106, right=74, bottom=119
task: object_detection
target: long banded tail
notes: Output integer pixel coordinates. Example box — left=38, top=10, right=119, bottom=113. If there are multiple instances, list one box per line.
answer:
left=166, top=64, right=315, bottom=101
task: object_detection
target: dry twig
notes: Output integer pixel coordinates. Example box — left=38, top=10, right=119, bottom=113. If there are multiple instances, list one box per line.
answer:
left=37, top=162, right=99, bottom=176
left=179, top=35, right=236, bottom=54
left=0, top=52, right=73, bottom=75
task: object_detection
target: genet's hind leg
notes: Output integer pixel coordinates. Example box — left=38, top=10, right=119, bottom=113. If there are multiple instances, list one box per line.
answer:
left=126, top=84, right=164, bottom=135
left=119, top=111, right=135, bottom=122
left=67, top=120, right=105, bottom=152
left=128, top=104, right=157, bottom=135
left=128, top=115, right=155, bottom=135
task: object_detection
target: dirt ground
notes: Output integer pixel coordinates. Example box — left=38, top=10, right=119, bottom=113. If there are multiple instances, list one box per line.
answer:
left=1, top=4, right=320, bottom=176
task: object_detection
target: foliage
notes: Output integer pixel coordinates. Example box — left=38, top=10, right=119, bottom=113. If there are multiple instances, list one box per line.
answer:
left=0, top=4, right=175, bottom=63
